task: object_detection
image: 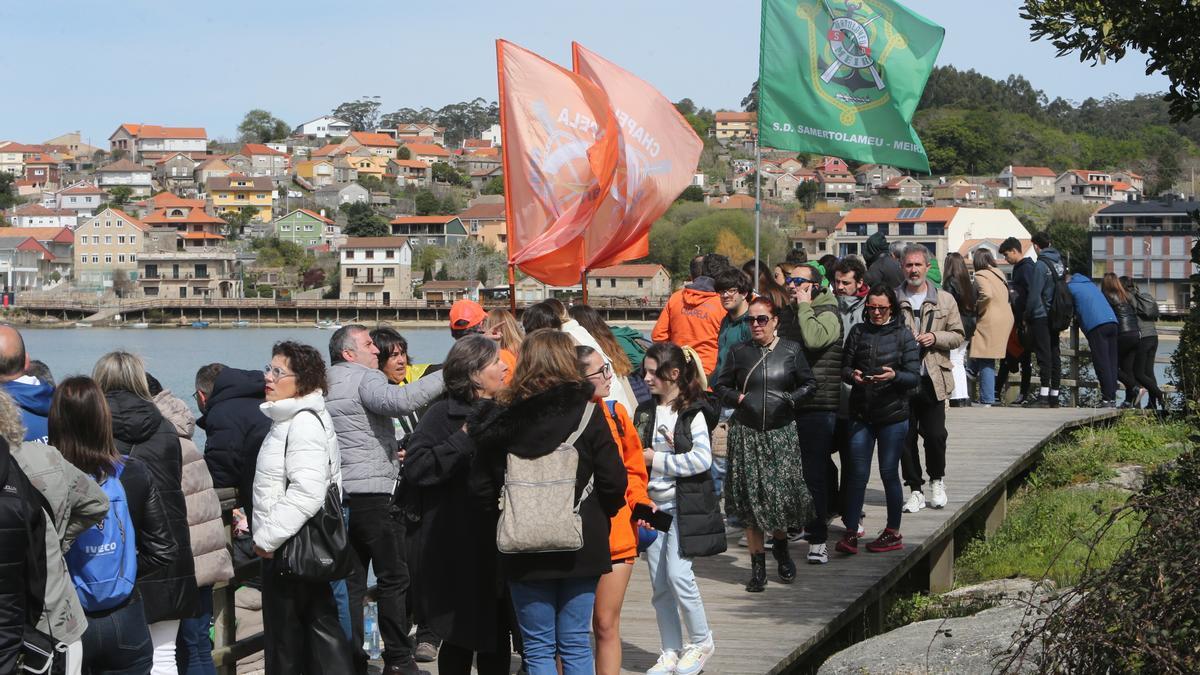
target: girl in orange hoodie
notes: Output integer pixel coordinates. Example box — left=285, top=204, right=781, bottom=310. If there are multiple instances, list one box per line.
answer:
left=576, top=345, right=650, bottom=675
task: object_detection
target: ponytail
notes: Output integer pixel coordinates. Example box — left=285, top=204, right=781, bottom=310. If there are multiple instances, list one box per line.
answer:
left=645, top=342, right=703, bottom=412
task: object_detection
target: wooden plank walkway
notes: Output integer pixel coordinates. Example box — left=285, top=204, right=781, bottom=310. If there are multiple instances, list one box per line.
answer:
left=401, top=406, right=1121, bottom=675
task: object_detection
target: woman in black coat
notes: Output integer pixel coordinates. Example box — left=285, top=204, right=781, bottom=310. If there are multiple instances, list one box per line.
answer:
left=469, top=329, right=626, bottom=675
left=837, top=284, right=921, bottom=556
left=93, top=351, right=197, bottom=670
left=404, top=336, right=511, bottom=675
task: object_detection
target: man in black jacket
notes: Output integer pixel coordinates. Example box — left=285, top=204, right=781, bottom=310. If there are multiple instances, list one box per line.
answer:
left=998, top=237, right=1034, bottom=404
left=0, top=437, right=48, bottom=674
left=195, top=364, right=269, bottom=516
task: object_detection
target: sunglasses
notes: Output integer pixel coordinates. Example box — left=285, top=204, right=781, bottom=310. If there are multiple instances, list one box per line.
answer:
left=749, top=314, right=773, bottom=325
left=785, top=277, right=814, bottom=286
left=865, top=305, right=891, bottom=313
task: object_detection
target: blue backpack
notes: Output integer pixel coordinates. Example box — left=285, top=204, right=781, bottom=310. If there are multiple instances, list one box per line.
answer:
left=66, top=463, right=137, bottom=612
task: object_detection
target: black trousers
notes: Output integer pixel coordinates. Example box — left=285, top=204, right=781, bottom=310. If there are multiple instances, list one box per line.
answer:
left=1116, top=331, right=1141, bottom=399
left=1028, top=317, right=1061, bottom=392
left=901, top=375, right=948, bottom=491
left=346, top=493, right=412, bottom=671
left=825, top=417, right=853, bottom=520
left=436, top=600, right=514, bottom=675
left=1085, top=323, right=1120, bottom=401
left=796, top=411, right=835, bottom=545
left=1134, top=335, right=1164, bottom=406
left=262, top=564, right=355, bottom=675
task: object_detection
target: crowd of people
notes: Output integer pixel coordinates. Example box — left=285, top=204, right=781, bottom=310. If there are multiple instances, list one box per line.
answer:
left=0, top=227, right=1167, bottom=675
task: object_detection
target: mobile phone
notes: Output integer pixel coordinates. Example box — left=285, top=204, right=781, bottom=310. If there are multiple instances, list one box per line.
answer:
left=633, top=503, right=674, bottom=532
left=656, top=425, right=674, bottom=448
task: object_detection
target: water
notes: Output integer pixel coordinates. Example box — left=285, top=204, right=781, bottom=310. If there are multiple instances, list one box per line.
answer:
left=19, top=326, right=457, bottom=448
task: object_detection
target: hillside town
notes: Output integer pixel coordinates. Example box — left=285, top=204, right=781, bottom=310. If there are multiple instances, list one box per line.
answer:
left=1, top=108, right=1197, bottom=313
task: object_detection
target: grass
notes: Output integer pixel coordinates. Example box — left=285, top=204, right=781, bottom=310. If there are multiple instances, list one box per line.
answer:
left=1029, top=413, right=1192, bottom=490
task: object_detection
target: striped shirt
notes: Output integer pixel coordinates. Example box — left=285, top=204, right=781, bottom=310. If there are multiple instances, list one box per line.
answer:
left=646, top=404, right=712, bottom=510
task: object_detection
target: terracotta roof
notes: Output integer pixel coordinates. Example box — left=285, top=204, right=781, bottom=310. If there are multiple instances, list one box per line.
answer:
left=23, top=154, right=58, bottom=165
left=0, top=227, right=73, bottom=243
left=710, top=194, right=756, bottom=209
left=341, top=236, right=409, bottom=249
left=311, top=144, right=347, bottom=158
left=715, top=112, right=756, bottom=123
left=152, top=152, right=197, bottom=165
left=463, top=139, right=493, bottom=148
left=588, top=264, right=667, bottom=278
left=818, top=171, right=856, bottom=183
left=12, top=204, right=74, bottom=217
left=404, top=143, right=450, bottom=157
left=96, top=159, right=151, bottom=173
left=349, top=132, right=399, bottom=148
left=195, top=157, right=232, bottom=171
left=389, top=215, right=459, bottom=225
left=882, top=176, right=918, bottom=189
left=1007, top=166, right=1056, bottom=178
left=389, top=159, right=429, bottom=169
left=120, top=124, right=207, bottom=139
left=1118, top=171, right=1142, bottom=179
left=0, top=235, right=51, bottom=260
left=1069, top=169, right=1114, bottom=185
left=470, top=167, right=503, bottom=177
left=836, top=207, right=958, bottom=228
left=241, top=143, right=287, bottom=157
left=0, top=142, right=44, bottom=153
left=142, top=207, right=226, bottom=225
left=464, top=147, right=500, bottom=158
left=207, top=175, right=273, bottom=191
left=139, top=193, right=207, bottom=210
left=58, top=183, right=104, bottom=195
left=394, top=123, right=446, bottom=133
left=458, top=201, right=506, bottom=220
left=296, top=208, right=335, bottom=225
left=1112, top=181, right=1133, bottom=191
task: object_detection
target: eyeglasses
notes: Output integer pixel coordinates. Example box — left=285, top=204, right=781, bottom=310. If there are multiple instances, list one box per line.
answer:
left=263, top=364, right=295, bottom=380
left=748, top=314, right=773, bottom=325
left=585, top=363, right=613, bottom=379
left=865, top=305, right=891, bottom=314
left=718, top=288, right=742, bottom=297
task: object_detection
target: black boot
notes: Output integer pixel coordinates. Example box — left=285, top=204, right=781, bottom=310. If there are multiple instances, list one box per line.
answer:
left=772, top=537, right=796, bottom=583
left=746, top=553, right=767, bottom=592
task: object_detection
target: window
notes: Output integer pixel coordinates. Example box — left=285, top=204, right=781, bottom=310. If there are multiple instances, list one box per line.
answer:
left=80, top=254, right=87, bottom=263
left=427, top=238, right=436, bottom=245
left=116, top=220, right=123, bottom=228
left=367, top=292, right=376, bottom=301
left=595, top=278, right=602, bottom=288
left=1132, top=259, right=1144, bottom=277
left=129, top=236, right=136, bottom=246
left=280, top=225, right=290, bottom=231
left=118, top=254, right=126, bottom=263
left=105, top=236, right=112, bottom=244
left=365, top=251, right=374, bottom=259
left=91, top=256, right=98, bottom=263
left=385, top=250, right=395, bottom=259
left=304, top=225, right=314, bottom=231
left=383, top=268, right=395, bottom=278
left=350, top=292, right=359, bottom=301
left=1113, top=238, right=1127, bottom=255
left=118, top=236, right=125, bottom=244
left=129, top=254, right=135, bottom=262
left=610, top=279, right=616, bottom=288
left=637, top=278, right=644, bottom=288
left=105, top=220, right=111, bottom=228
left=104, top=255, right=112, bottom=264
left=346, top=268, right=358, bottom=278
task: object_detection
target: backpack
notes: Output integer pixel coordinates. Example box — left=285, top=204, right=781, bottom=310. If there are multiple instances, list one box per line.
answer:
left=496, top=402, right=596, bottom=554
left=1043, top=260, right=1075, bottom=333
left=66, top=463, right=137, bottom=613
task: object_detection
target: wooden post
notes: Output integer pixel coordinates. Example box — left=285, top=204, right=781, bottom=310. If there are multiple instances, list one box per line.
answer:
left=581, top=270, right=589, bottom=305
left=983, top=489, right=1007, bottom=537
left=928, top=536, right=955, bottom=593
left=1068, top=324, right=1081, bottom=406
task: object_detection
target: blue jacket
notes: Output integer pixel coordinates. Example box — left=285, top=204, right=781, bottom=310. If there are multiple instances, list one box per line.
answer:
left=1066, top=275, right=1117, bottom=332
left=3, top=377, right=53, bottom=443
left=1026, top=248, right=1064, bottom=320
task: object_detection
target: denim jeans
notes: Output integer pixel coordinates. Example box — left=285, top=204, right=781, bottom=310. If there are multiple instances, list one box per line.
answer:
left=644, top=505, right=711, bottom=653
left=177, top=586, right=216, bottom=675
left=710, top=455, right=726, bottom=498
left=81, top=595, right=153, bottom=675
left=971, top=358, right=997, bottom=404
left=508, top=576, right=599, bottom=675
left=845, top=419, right=909, bottom=533
left=795, top=411, right=836, bottom=544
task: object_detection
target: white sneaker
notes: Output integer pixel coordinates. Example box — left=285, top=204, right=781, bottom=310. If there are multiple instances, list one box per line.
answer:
left=902, top=491, right=926, bottom=513
left=675, top=637, right=715, bottom=675
left=647, top=650, right=679, bottom=675
left=930, top=480, right=948, bottom=509
left=807, top=543, right=828, bottom=564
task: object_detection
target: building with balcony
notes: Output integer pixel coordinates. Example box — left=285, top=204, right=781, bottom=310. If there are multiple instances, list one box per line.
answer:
left=388, top=215, right=468, bottom=248
left=1054, top=170, right=1116, bottom=204
left=714, top=112, right=756, bottom=141
left=833, top=207, right=1030, bottom=263
left=274, top=209, right=335, bottom=248
left=340, top=237, right=413, bottom=303
left=1090, top=198, right=1200, bottom=310
left=207, top=174, right=275, bottom=221
left=459, top=197, right=506, bottom=249
left=96, top=159, right=154, bottom=197
left=0, top=235, right=55, bottom=291
left=998, top=166, right=1056, bottom=198
left=586, top=264, right=671, bottom=302
left=137, top=239, right=241, bottom=299
left=0, top=227, right=73, bottom=282
left=108, top=124, right=208, bottom=164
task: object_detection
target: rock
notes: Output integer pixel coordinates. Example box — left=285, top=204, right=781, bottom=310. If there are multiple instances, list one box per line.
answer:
left=942, top=578, right=1055, bottom=606
left=1077, top=464, right=1145, bottom=493
left=819, top=602, right=1048, bottom=675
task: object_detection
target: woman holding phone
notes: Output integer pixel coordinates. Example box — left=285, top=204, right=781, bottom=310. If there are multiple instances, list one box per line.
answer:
left=837, top=284, right=921, bottom=555
left=713, top=296, right=817, bottom=592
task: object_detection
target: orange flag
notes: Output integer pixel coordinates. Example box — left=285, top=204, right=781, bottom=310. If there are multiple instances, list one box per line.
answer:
left=497, top=39, right=619, bottom=285
left=572, top=42, right=703, bottom=270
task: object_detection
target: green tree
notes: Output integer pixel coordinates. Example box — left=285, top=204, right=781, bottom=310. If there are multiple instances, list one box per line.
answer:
left=222, top=209, right=254, bottom=240
left=332, top=97, right=382, bottom=132
left=342, top=202, right=389, bottom=237
left=674, top=98, right=697, bottom=116
left=477, top=264, right=489, bottom=284
left=356, top=174, right=387, bottom=193
left=440, top=194, right=459, bottom=214
left=422, top=266, right=434, bottom=282
left=0, top=172, right=16, bottom=210
left=1021, top=0, right=1200, bottom=121
left=435, top=267, right=449, bottom=281
left=397, top=145, right=412, bottom=160
left=481, top=175, right=505, bottom=195
left=1169, top=223, right=1200, bottom=407
left=678, top=185, right=705, bottom=202
left=108, top=186, right=133, bottom=206
left=415, top=190, right=440, bottom=215
left=795, top=181, right=820, bottom=210
left=237, top=109, right=291, bottom=143
left=431, top=162, right=465, bottom=186
left=741, top=80, right=759, bottom=112
left=683, top=114, right=711, bottom=138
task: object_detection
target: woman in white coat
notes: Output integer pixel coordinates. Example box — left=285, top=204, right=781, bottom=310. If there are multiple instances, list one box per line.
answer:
left=252, top=341, right=354, bottom=674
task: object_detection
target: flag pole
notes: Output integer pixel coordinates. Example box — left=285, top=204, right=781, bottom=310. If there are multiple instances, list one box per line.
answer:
left=581, top=270, right=589, bottom=305
left=754, top=139, right=761, bottom=294
left=508, top=263, right=516, bottom=312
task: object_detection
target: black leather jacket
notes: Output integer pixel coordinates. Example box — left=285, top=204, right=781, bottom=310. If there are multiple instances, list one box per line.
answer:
left=1107, top=294, right=1141, bottom=335
left=715, top=337, right=817, bottom=431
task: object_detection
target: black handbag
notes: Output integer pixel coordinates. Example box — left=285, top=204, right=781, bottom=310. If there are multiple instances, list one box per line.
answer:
left=275, top=410, right=354, bottom=582
left=20, top=626, right=65, bottom=675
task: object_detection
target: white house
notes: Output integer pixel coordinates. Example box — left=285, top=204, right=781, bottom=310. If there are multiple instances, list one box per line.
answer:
left=96, top=159, right=154, bottom=197
left=6, top=204, right=78, bottom=229
left=294, top=115, right=352, bottom=139
left=339, top=236, right=414, bottom=303
left=48, top=181, right=105, bottom=217
left=480, top=123, right=502, bottom=146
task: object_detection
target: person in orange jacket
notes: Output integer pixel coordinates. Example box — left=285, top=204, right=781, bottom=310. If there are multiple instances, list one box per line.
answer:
left=576, top=345, right=650, bottom=675
left=652, top=254, right=728, bottom=379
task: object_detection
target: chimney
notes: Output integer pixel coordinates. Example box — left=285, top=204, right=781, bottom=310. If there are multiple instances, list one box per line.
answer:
left=320, top=209, right=326, bottom=218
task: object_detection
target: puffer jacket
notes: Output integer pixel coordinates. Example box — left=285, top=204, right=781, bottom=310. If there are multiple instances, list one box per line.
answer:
left=1106, top=293, right=1141, bottom=335
left=326, top=361, right=444, bottom=496
left=252, top=391, right=342, bottom=553
left=794, top=291, right=843, bottom=412
left=714, top=337, right=817, bottom=432
left=154, top=390, right=233, bottom=589
left=652, top=278, right=725, bottom=377
left=1132, top=288, right=1159, bottom=338
left=107, top=389, right=197, bottom=623
left=842, top=313, right=922, bottom=425
left=10, top=441, right=108, bottom=644
left=197, top=367, right=270, bottom=510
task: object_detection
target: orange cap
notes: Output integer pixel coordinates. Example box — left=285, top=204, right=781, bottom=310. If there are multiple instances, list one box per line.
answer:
left=449, top=299, right=486, bottom=330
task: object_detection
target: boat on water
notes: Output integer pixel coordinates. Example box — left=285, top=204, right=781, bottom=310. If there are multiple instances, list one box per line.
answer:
left=191, top=321, right=210, bottom=329
left=315, top=320, right=343, bottom=330
left=130, top=322, right=150, bottom=329
left=231, top=320, right=251, bottom=327
left=74, top=322, right=93, bottom=328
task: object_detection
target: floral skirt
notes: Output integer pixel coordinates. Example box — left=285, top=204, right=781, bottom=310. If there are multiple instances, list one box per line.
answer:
left=724, top=421, right=814, bottom=532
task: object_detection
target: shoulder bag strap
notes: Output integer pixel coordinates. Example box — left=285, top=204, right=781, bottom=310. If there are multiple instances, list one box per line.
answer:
left=283, top=409, right=331, bottom=488
left=569, top=402, right=596, bottom=513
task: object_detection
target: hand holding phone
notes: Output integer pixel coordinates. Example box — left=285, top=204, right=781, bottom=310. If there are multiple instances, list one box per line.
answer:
left=633, top=503, right=673, bottom=532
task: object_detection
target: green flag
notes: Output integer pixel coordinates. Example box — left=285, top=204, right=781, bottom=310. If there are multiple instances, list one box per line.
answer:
left=758, top=0, right=944, bottom=172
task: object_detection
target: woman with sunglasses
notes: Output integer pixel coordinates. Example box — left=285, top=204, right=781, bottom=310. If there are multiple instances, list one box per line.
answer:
left=714, top=296, right=817, bottom=592
left=253, top=341, right=355, bottom=673
left=837, top=284, right=921, bottom=555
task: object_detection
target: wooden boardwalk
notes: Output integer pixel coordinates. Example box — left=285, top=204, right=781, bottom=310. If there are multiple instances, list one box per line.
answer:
left=404, top=406, right=1119, bottom=675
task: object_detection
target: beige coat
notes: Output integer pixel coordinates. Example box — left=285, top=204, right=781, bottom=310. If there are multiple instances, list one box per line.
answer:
left=899, top=284, right=965, bottom=401
left=970, top=267, right=1014, bottom=359
left=154, top=390, right=234, bottom=588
